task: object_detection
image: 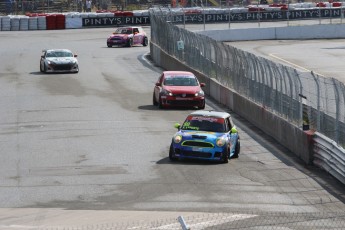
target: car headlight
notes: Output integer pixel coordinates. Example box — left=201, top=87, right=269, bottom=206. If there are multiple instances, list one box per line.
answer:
left=216, top=137, right=226, bottom=147
left=195, top=90, right=204, bottom=97
left=161, top=89, right=173, bottom=96
left=47, top=60, right=54, bottom=65
left=173, top=134, right=182, bottom=143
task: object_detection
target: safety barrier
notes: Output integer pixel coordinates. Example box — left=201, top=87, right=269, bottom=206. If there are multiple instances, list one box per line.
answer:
left=314, top=133, right=345, bottom=184
left=2, top=3, right=345, bottom=31
left=0, top=11, right=150, bottom=31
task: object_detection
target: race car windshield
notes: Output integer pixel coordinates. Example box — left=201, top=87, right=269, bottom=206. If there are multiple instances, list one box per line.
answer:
left=115, top=28, right=133, bottom=34
left=181, top=116, right=226, bottom=132
left=47, top=51, right=73, bottom=58
left=164, top=77, right=198, bottom=86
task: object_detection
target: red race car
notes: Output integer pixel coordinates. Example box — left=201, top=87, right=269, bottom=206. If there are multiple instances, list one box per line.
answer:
left=107, top=26, right=148, bottom=47
left=153, top=71, right=206, bottom=109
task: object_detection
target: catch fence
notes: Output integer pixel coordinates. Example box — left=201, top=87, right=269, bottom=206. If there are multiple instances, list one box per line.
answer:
left=150, top=8, right=345, bottom=147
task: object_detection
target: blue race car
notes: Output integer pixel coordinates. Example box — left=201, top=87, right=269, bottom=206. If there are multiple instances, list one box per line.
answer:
left=169, top=110, right=240, bottom=163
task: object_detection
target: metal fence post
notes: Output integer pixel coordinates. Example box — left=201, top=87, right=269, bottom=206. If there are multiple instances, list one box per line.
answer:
left=311, top=71, right=320, bottom=131
left=333, top=78, right=340, bottom=143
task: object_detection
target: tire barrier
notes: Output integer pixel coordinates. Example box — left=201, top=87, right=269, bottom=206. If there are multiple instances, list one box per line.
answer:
left=10, top=16, right=19, bottom=31
left=1, top=3, right=345, bottom=31
left=1, top=16, right=11, bottom=31
left=28, top=17, right=38, bottom=30
left=56, top=14, right=66, bottom=29
left=37, top=16, right=46, bottom=30
left=19, top=16, right=29, bottom=31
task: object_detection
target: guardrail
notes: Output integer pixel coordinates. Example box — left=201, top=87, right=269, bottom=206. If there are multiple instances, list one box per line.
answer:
left=314, top=133, right=345, bottom=184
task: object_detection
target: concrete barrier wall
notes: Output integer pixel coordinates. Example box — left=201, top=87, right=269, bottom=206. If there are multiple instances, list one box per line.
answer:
left=197, top=24, right=345, bottom=41
left=150, top=42, right=314, bottom=164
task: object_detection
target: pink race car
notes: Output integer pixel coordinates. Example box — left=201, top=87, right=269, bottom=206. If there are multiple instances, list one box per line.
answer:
left=107, top=26, right=149, bottom=47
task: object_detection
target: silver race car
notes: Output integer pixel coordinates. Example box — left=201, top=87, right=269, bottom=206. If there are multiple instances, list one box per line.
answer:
left=40, top=49, right=79, bottom=73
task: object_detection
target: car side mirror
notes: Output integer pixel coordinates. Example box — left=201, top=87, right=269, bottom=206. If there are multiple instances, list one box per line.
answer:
left=155, top=82, right=161, bottom=86
left=200, top=83, right=206, bottom=87
left=230, top=127, right=238, bottom=134
left=174, top=123, right=181, bottom=129
left=74, top=54, right=78, bottom=57
left=41, top=55, right=44, bottom=58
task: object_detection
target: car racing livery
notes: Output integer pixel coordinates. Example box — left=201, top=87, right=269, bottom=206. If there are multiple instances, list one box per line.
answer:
left=169, top=110, right=240, bottom=163
left=40, top=49, right=79, bottom=73
left=107, top=26, right=148, bottom=47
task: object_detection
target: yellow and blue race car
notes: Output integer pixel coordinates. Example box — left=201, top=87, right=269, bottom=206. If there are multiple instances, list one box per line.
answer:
left=169, top=110, right=240, bottom=163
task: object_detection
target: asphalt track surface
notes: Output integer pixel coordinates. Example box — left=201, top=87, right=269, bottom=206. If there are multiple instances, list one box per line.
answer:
left=0, top=26, right=344, bottom=229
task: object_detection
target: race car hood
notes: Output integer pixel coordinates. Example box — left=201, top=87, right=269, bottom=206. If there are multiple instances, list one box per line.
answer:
left=46, top=57, right=77, bottom=64
left=179, top=130, right=225, bottom=141
left=164, top=86, right=201, bottom=94
left=109, top=34, right=133, bottom=39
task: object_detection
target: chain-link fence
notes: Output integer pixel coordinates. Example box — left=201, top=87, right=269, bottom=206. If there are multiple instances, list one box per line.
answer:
left=150, top=7, right=345, bottom=147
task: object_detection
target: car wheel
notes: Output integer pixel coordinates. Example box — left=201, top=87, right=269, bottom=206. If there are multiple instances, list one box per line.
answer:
left=143, top=37, right=148, bottom=46
left=233, top=141, right=240, bottom=158
left=169, top=143, right=178, bottom=161
left=127, top=39, right=133, bottom=47
left=40, top=63, right=43, bottom=72
left=222, top=146, right=229, bottom=163
left=153, top=92, right=158, bottom=106
left=43, top=64, right=47, bottom=73
left=107, top=44, right=112, bottom=48
left=198, top=100, right=205, bottom=109
left=158, top=98, right=163, bottom=109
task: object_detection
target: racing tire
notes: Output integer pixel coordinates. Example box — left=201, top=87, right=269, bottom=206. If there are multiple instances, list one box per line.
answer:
left=198, top=100, right=205, bottom=110
left=107, top=44, right=112, bottom=48
left=40, top=63, right=43, bottom=72
left=43, top=64, right=47, bottom=73
left=142, top=37, right=148, bottom=46
left=169, top=143, right=178, bottom=161
left=233, top=141, right=240, bottom=158
left=158, top=98, right=163, bottom=109
left=153, top=93, right=158, bottom=106
left=222, top=146, right=229, bottom=163
left=127, top=39, right=133, bottom=47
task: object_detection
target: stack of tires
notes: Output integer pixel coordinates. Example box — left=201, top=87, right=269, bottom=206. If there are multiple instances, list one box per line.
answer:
left=29, top=17, right=38, bottom=30
left=1, top=16, right=10, bottom=31
left=19, top=16, right=29, bottom=31
left=122, top=11, right=133, bottom=16
left=56, top=14, right=65, bottom=29
left=46, top=14, right=57, bottom=30
left=37, top=16, right=47, bottom=30
left=10, top=16, right=20, bottom=31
